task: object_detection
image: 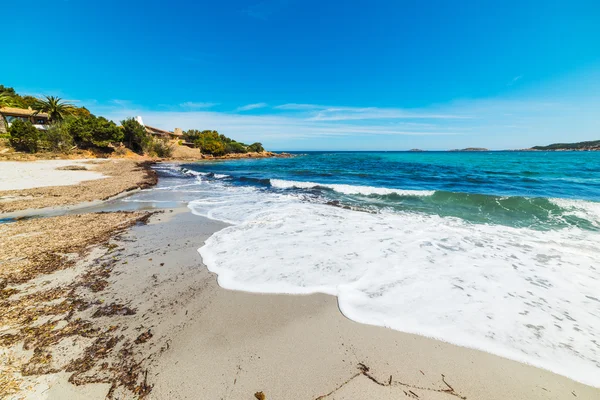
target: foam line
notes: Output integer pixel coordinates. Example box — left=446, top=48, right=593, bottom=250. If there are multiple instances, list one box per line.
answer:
left=270, top=179, right=435, bottom=196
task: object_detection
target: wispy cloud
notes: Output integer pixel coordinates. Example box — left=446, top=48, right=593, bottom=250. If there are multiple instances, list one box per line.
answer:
left=236, top=102, right=268, bottom=112
left=82, top=82, right=600, bottom=151
left=308, top=107, right=472, bottom=121
left=274, top=103, right=326, bottom=110
left=275, top=103, right=471, bottom=121
left=111, top=99, right=135, bottom=108
left=508, top=75, right=523, bottom=86
left=180, top=101, right=219, bottom=109
left=97, top=106, right=466, bottom=141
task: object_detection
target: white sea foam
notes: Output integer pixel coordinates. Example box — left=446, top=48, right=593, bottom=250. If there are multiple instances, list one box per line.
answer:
left=270, top=179, right=435, bottom=196
left=179, top=168, right=209, bottom=179
left=190, top=178, right=600, bottom=387
left=550, top=198, right=600, bottom=228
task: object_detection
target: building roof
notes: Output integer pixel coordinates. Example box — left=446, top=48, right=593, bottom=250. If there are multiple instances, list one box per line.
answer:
left=145, top=125, right=182, bottom=137
left=145, top=125, right=171, bottom=136
left=0, top=107, right=49, bottom=118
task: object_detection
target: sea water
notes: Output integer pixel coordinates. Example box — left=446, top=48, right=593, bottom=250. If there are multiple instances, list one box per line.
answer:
left=151, top=151, right=600, bottom=386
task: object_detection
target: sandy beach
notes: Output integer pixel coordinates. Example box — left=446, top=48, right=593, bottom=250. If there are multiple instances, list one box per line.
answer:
left=4, top=3, right=599, bottom=397
left=1, top=160, right=599, bottom=399
left=0, top=159, right=156, bottom=215
left=0, top=160, right=107, bottom=191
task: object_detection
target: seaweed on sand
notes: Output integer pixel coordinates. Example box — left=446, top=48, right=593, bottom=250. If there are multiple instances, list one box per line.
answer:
left=0, top=211, right=156, bottom=399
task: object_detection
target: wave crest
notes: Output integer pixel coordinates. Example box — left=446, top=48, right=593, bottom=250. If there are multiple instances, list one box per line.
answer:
left=270, top=179, right=435, bottom=197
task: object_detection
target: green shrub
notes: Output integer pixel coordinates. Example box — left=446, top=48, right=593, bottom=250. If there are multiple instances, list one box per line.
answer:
left=121, top=118, right=150, bottom=154
left=149, top=138, right=174, bottom=158
left=182, top=129, right=202, bottom=143
left=195, top=138, right=226, bottom=155
left=225, top=141, right=247, bottom=154
left=113, top=144, right=129, bottom=156
left=8, top=119, right=40, bottom=152
left=247, top=142, right=264, bottom=152
left=43, top=123, right=74, bottom=153
left=67, top=115, right=123, bottom=148
left=182, top=129, right=265, bottom=155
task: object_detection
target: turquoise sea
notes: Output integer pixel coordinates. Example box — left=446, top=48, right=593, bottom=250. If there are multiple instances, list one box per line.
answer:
left=184, top=151, right=600, bottom=230
left=139, top=151, right=600, bottom=386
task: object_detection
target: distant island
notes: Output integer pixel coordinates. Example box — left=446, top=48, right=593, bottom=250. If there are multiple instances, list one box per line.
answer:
left=448, top=147, right=489, bottom=152
left=409, top=148, right=425, bottom=152
left=530, top=139, right=600, bottom=151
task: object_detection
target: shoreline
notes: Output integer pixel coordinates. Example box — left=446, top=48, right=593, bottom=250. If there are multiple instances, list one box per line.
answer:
left=0, top=159, right=157, bottom=215
left=0, top=160, right=599, bottom=399
left=9, top=208, right=600, bottom=398
left=4, top=207, right=598, bottom=399
left=0, top=149, right=292, bottom=163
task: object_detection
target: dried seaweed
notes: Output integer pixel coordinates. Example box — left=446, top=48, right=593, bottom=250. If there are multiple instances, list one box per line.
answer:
left=134, top=330, right=153, bottom=345
left=92, top=304, right=136, bottom=318
left=0, top=211, right=155, bottom=399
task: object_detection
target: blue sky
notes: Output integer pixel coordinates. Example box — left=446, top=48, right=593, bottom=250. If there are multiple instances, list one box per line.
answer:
left=2, top=0, right=600, bottom=150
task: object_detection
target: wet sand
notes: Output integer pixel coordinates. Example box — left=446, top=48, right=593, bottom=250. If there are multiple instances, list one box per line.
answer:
left=1, top=159, right=598, bottom=399
left=2, top=207, right=598, bottom=399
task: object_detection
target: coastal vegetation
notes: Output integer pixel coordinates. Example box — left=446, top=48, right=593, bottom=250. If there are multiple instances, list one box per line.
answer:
left=122, top=117, right=150, bottom=154
left=149, top=137, right=174, bottom=158
left=183, top=129, right=264, bottom=156
left=65, top=115, right=123, bottom=149
left=0, top=85, right=265, bottom=158
left=8, top=119, right=40, bottom=153
left=34, top=95, right=76, bottom=122
left=0, top=85, right=90, bottom=117
left=531, top=140, right=600, bottom=151
left=43, top=122, right=74, bottom=153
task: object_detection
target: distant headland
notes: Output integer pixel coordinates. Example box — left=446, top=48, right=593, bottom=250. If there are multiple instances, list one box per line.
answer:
left=528, top=139, right=600, bottom=151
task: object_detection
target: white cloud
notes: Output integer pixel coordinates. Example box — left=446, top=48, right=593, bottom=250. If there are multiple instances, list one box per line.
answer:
left=236, top=102, right=268, bottom=112
left=273, top=103, right=471, bottom=121
left=98, top=108, right=465, bottom=141
left=508, top=75, right=523, bottom=86
left=110, top=99, right=136, bottom=108
left=274, top=103, right=326, bottom=110
left=84, top=86, right=600, bottom=151
left=180, top=101, right=219, bottom=109
left=307, top=107, right=472, bottom=121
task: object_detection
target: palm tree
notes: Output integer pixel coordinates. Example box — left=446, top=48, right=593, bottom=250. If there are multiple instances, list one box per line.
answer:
left=34, top=95, right=74, bottom=122
left=0, top=92, right=18, bottom=108
left=0, top=92, right=19, bottom=131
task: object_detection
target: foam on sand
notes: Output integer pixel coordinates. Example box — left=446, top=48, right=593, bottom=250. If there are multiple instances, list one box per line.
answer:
left=0, top=160, right=106, bottom=191
left=191, top=178, right=600, bottom=387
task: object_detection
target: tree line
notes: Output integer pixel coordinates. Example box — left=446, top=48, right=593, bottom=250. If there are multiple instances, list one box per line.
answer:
left=1, top=85, right=265, bottom=157
left=1, top=85, right=172, bottom=156
left=183, top=129, right=264, bottom=156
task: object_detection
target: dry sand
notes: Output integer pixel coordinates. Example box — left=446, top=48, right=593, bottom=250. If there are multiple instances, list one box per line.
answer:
left=2, top=208, right=597, bottom=399
left=0, top=160, right=156, bottom=214
left=0, top=160, right=106, bottom=191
